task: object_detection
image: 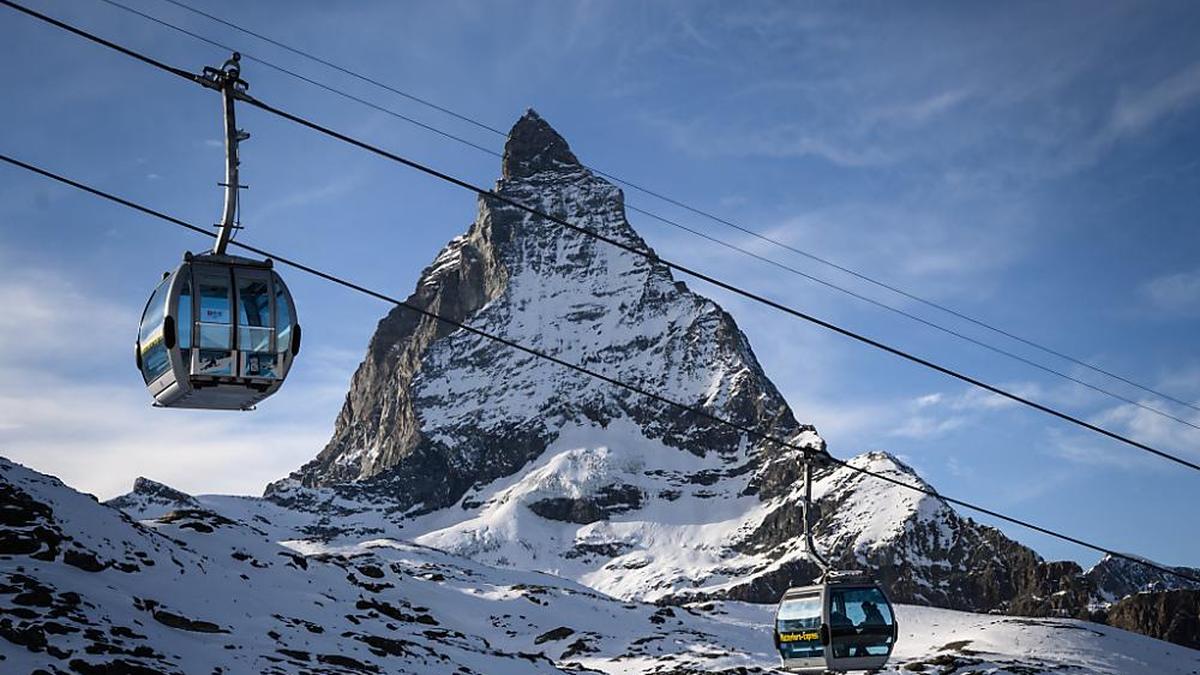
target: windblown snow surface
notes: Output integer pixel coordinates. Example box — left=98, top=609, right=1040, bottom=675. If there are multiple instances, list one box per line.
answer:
left=2, top=458, right=1197, bottom=674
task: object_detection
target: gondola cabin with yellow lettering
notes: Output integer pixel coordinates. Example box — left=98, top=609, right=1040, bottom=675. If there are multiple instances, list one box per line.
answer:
left=773, top=571, right=897, bottom=673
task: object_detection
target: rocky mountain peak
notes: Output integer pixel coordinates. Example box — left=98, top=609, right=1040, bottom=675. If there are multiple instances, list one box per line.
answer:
left=105, top=476, right=198, bottom=520
left=502, top=109, right=581, bottom=179
left=270, top=109, right=809, bottom=514
left=129, top=477, right=192, bottom=502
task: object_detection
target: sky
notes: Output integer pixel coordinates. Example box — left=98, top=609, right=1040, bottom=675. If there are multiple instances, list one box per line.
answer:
left=1, top=0, right=1198, bottom=568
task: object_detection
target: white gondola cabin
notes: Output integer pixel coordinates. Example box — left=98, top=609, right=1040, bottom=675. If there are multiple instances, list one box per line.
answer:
left=136, top=252, right=299, bottom=410
left=135, top=53, right=300, bottom=410
left=773, top=570, right=897, bottom=673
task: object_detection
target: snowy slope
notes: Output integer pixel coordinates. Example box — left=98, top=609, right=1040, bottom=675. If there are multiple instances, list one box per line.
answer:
left=5, top=456, right=1199, bottom=674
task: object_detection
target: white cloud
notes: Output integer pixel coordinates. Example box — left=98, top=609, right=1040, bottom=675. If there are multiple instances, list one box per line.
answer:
left=868, top=88, right=973, bottom=126
left=1111, top=61, right=1200, bottom=136
left=1142, top=268, right=1200, bottom=316
left=0, top=368, right=328, bottom=499
left=0, top=264, right=135, bottom=359
left=1092, top=398, right=1200, bottom=460
left=891, top=415, right=965, bottom=440
left=1057, top=61, right=1200, bottom=172
left=915, top=393, right=943, bottom=408
left=642, top=113, right=895, bottom=167
left=0, top=261, right=352, bottom=499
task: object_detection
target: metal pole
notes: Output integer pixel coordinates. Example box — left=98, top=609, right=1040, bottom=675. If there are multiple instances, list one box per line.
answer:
left=212, top=54, right=245, bottom=255
left=803, top=458, right=830, bottom=577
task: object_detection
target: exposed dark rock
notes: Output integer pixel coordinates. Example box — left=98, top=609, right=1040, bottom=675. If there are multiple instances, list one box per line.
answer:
left=534, top=626, right=575, bottom=643
left=105, top=478, right=198, bottom=515
left=503, top=109, right=580, bottom=180
left=157, top=509, right=238, bottom=531
left=1107, top=589, right=1200, bottom=649
left=1086, top=555, right=1200, bottom=601
left=63, top=549, right=107, bottom=573
left=317, top=653, right=378, bottom=672
left=561, top=637, right=598, bottom=659
left=356, top=564, right=385, bottom=579
left=356, top=633, right=416, bottom=657
left=68, top=659, right=171, bottom=675
left=151, top=609, right=228, bottom=634
left=528, top=484, right=643, bottom=524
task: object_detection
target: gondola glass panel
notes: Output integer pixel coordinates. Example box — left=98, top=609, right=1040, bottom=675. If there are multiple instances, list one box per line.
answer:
left=829, top=586, right=895, bottom=659
left=236, top=270, right=277, bottom=378
left=274, top=272, right=293, bottom=353
left=177, top=275, right=192, bottom=366
left=138, top=278, right=171, bottom=384
left=776, top=592, right=823, bottom=665
left=196, top=268, right=234, bottom=376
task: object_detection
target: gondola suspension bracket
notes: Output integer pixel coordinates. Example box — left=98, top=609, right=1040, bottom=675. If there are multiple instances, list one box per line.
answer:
left=200, top=52, right=251, bottom=256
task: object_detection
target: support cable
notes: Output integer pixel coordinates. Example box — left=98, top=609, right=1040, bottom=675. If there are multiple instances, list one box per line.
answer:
left=3, top=0, right=1197, bottom=473
left=139, top=0, right=1200, bottom=415
left=88, top=0, right=1200, bottom=433
left=3, top=149, right=1197, bottom=586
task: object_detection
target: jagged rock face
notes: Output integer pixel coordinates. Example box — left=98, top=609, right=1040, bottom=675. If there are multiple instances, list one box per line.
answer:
left=269, top=109, right=812, bottom=513
left=1106, top=590, right=1200, bottom=650
left=1085, top=554, right=1200, bottom=602
left=104, top=477, right=200, bottom=520
left=673, top=453, right=1091, bottom=615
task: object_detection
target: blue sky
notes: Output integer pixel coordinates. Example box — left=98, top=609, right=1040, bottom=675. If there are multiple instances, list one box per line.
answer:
left=1, top=0, right=1198, bottom=568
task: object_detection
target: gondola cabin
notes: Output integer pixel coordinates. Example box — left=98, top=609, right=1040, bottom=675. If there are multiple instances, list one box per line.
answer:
left=773, top=571, right=897, bottom=673
left=136, top=252, right=299, bottom=410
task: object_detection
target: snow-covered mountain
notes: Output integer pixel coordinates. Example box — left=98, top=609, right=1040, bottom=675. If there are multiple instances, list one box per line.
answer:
left=262, top=110, right=1105, bottom=619
left=270, top=110, right=813, bottom=516
left=1086, top=554, right=1200, bottom=603
left=5, top=457, right=1198, bottom=674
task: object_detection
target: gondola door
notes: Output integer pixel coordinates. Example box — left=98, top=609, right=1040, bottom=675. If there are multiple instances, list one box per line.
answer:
left=774, top=586, right=826, bottom=673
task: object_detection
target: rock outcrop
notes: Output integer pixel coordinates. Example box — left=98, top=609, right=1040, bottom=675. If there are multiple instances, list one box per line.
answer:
left=1106, top=590, right=1200, bottom=650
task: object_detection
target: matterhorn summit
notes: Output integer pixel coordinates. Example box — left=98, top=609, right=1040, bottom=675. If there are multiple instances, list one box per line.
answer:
left=268, top=109, right=818, bottom=515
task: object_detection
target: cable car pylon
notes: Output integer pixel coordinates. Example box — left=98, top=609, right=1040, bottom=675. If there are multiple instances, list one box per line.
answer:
left=134, top=54, right=300, bottom=410
left=773, top=454, right=899, bottom=673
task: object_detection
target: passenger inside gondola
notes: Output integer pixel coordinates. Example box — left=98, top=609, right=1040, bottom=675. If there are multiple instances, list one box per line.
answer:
left=829, top=586, right=895, bottom=659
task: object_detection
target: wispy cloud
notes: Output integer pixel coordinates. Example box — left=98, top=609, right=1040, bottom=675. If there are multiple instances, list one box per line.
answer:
left=1111, top=61, right=1200, bottom=136
left=246, top=173, right=367, bottom=227
left=0, top=261, right=350, bottom=499
left=0, top=263, right=135, bottom=359
left=1141, top=268, right=1200, bottom=316
left=640, top=113, right=895, bottom=167
left=1092, top=399, right=1200, bottom=460
left=891, top=415, right=966, bottom=440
